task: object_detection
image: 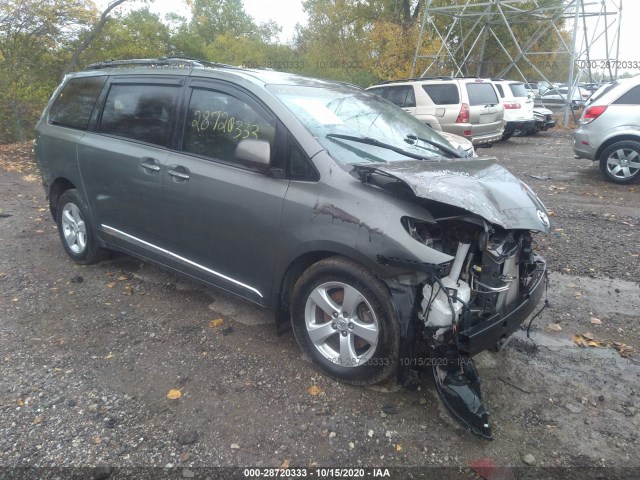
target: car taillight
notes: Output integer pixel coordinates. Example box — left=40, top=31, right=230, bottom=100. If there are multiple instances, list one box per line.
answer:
left=456, top=103, right=470, bottom=123
left=504, top=102, right=521, bottom=109
left=581, top=105, right=607, bottom=124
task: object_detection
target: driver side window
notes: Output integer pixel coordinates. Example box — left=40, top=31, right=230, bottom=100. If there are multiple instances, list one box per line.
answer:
left=183, top=88, right=276, bottom=164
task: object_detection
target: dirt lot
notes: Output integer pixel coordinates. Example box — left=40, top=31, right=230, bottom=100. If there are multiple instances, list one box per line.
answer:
left=0, top=131, right=639, bottom=478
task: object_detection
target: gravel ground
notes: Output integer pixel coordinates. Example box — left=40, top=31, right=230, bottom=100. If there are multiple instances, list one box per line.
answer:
left=0, top=132, right=639, bottom=479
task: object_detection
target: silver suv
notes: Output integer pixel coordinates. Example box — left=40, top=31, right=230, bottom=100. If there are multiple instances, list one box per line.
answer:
left=35, top=58, right=549, bottom=439
left=573, top=76, right=640, bottom=184
left=367, top=77, right=504, bottom=146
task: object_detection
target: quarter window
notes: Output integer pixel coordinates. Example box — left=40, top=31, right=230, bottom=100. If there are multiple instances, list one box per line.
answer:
left=183, top=88, right=276, bottom=164
left=422, top=84, right=460, bottom=105
left=49, top=76, right=107, bottom=130
left=99, top=84, right=179, bottom=147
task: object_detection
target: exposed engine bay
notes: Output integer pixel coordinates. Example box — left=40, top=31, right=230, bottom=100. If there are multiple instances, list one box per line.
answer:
left=404, top=216, right=546, bottom=439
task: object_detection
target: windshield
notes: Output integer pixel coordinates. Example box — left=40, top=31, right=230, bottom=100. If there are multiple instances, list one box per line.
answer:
left=267, top=84, right=460, bottom=165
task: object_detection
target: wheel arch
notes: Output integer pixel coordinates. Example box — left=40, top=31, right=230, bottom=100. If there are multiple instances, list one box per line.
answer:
left=595, top=134, right=640, bottom=161
left=49, top=177, right=76, bottom=220
left=273, top=244, right=387, bottom=333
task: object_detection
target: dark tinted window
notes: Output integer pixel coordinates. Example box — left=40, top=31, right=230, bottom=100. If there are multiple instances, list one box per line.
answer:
left=509, top=83, right=528, bottom=97
left=495, top=84, right=505, bottom=98
left=384, top=86, right=416, bottom=107
left=287, top=137, right=316, bottom=180
left=100, top=84, right=179, bottom=147
left=614, top=85, right=640, bottom=105
left=49, top=76, right=107, bottom=130
left=183, top=88, right=276, bottom=164
left=367, top=87, right=385, bottom=97
left=422, top=84, right=460, bottom=105
left=466, top=83, right=499, bottom=105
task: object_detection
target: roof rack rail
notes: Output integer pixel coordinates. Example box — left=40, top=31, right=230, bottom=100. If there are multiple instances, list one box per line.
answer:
left=379, top=75, right=455, bottom=84
left=85, top=57, right=240, bottom=71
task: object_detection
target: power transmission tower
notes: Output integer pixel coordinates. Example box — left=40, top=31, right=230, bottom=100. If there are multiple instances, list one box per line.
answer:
left=410, top=0, right=623, bottom=125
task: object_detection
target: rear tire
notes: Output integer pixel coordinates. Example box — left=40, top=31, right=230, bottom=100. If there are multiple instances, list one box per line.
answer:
left=291, top=256, right=399, bottom=385
left=598, top=141, right=640, bottom=184
left=56, top=189, right=108, bottom=264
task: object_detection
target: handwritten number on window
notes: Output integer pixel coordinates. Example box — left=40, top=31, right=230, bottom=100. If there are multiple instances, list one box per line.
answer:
left=191, top=110, right=260, bottom=139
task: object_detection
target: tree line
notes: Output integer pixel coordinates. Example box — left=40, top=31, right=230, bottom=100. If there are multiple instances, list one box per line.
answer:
left=0, top=0, right=568, bottom=144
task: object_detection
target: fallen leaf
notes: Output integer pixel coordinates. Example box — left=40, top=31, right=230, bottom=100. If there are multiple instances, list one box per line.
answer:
left=395, top=444, right=403, bottom=451
left=122, top=284, right=134, bottom=295
left=167, top=389, right=182, bottom=400
left=590, top=317, right=602, bottom=325
left=105, top=353, right=114, bottom=359
left=180, top=452, right=190, bottom=462
left=117, top=275, right=128, bottom=281
left=106, top=282, right=116, bottom=289
left=230, top=443, right=240, bottom=449
left=548, top=323, right=562, bottom=332
left=37, top=207, right=47, bottom=212
left=92, top=436, right=102, bottom=445
left=307, top=385, right=322, bottom=396
left=582, top=332, right=594, bottom=341
left=209, top=318, right=224, bottom=328
left=279, top=459, right=290, bottom=469
left=33, top=415, right=44, bottom=425
left=16, top=399, right=24, bottom=407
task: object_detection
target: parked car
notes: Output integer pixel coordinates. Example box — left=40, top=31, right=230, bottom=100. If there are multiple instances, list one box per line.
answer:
left=532, top=107, right=556, bottom=133
left=573, top=75, right=640, bottom=184
left=35, top=58, right=549, bottom=439
left=366, top=77, right=504, bottom=146
left=491, top=79, right=536, bottom=140
left=540, top=86, right=587, bottom=109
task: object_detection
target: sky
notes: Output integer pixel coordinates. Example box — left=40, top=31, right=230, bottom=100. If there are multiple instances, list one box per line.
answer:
left=109, top=0, right=635, bottom=74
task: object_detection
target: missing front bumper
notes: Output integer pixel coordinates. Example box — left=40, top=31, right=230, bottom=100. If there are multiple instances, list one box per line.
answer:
left=457, top=259, right=546, bottom=356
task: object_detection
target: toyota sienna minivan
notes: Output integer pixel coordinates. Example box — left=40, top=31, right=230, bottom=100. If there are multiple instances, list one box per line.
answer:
left=35, top=58, right=549, bottom=439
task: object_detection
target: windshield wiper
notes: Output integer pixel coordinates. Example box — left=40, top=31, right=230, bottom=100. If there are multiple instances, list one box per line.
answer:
left=325, top=133, right=435, bottom=161
left=405, top=134, right=464, bottom=158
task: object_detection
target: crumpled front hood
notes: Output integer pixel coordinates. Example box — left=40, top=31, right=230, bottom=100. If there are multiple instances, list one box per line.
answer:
left=355, top=157, right=551, bottom=231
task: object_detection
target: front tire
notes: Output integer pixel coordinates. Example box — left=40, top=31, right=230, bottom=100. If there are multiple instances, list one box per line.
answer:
left=599, top=141, right=640, bottom=184
left=56, top=189, right=108, bottom=264
left=291, top=256, right=399, bottom=385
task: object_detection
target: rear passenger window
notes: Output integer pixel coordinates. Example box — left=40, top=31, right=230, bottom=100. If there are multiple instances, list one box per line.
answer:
left=495, top=84, right=505, bottom=98
left=466, top=83, right=499, bottom=106
left=614, top=85, right=640, bottom=105
left=422, top=84, right=460, bottom=105
left=49, top=76, right=107, bottom=130
left=384, top=86, right=416, bottom=108
left=183, top=88, right=276, bottom=165
left=99, top=84, right=179, bottom=147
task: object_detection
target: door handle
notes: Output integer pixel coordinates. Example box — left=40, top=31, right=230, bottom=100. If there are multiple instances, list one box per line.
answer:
left=167, top=168, right=190, bottom=181
left=141, top=157, right=161, bottom=172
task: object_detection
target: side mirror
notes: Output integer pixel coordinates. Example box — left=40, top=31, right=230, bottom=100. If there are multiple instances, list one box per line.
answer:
left=234, top=139, right=271, bottom=170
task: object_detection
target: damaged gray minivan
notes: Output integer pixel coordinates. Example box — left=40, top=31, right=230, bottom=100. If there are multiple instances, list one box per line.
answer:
left=35, top=58, right=550, bottom=439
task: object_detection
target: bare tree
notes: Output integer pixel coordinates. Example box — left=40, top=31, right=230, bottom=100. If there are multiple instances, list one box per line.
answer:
left=63, top=0, right=130, bottom=75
